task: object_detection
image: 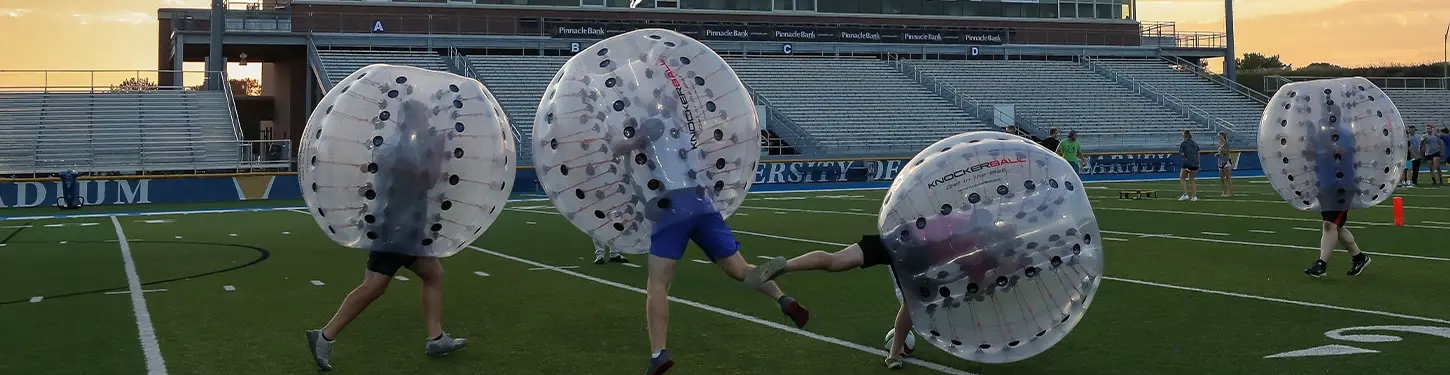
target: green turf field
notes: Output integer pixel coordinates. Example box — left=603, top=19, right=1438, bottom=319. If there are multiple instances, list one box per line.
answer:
left=3, top=177, right=1450, bottom=375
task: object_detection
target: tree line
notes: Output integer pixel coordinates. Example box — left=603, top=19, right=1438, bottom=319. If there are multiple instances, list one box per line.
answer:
left=1231, top=52, right=1449, bottom=91
left=111, top=77, right=262, bottom=96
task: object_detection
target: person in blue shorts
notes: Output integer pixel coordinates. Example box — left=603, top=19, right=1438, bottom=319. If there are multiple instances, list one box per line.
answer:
left=610, top=127, right=810, bottom=375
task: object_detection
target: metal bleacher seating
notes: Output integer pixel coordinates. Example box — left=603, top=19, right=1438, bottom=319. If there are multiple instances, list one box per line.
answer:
left=315, top=49, right=451, bottom=87
left=908, top=59, right=1206, bottom=150
left=0, top=90, right=240, bottom=175
left=1095, top=59, right=1266, bottom=132
left=727, top=57, right=990, bottom=154
left=466, top=55, right=569, bottom=156
left=1384, top=89, right=1450, bottom=128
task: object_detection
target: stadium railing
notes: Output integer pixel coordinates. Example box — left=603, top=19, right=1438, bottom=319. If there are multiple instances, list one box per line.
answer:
left=218, top=70, right=243, bottom=141
left=740, top=82, right=821, bottom=154
left=0, top=139, right=293, bottom=178
left=1160, top=54, right=1270, bottom=105
left=885, top=54, right=1048, bottom=139
left=306, top=36, right=335, bottom=92
left=1265, top=76, right=1450, bottom=91
left=1078, top=56, right=1242, bottom=142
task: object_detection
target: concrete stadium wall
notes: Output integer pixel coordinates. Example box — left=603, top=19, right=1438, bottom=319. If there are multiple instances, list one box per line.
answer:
left=0, top=151, right=1264, bottom=208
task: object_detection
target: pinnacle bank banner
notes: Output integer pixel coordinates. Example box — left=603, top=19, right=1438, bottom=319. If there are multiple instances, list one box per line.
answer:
left=549, top=23, right=1008, bottom=45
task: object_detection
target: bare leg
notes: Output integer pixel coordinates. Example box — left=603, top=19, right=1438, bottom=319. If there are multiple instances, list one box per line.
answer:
left=1337, top=227, right=1363, bottom=256
left=717, top=253, right=785, bottom=299
left=646, top=255, right=677, bottom=354
left=786, top=244, right=866, bottom=273
left=409, top=257, right=446, bottom=338
left=1188, top=171, right=1198, bottom=197
left=322, top=271, right=393, bottom=340
left=1225, top=168, right=1233, bottom=195
left=887, top=303, right=913, bottom=358
left=1179, top=170, right=1188, bottom=196
left=1318, top=221, right=1339, bottom=262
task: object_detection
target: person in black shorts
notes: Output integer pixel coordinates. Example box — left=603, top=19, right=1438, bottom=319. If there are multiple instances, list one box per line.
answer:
left=1304, top=210, right=1372, bottom=278
left=306, top=251, right=466, bottom=371
left=1178, top=131, right=1201, bottom=201
left=744, top=235, right=915, bottom=369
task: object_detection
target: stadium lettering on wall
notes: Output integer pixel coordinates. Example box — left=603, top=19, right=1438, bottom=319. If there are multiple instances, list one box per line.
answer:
left=549, top=22, right=1007, bottom=45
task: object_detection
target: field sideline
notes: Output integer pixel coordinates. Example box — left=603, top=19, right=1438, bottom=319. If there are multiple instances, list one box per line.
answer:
left=2, top=177, right=1449, bottom=374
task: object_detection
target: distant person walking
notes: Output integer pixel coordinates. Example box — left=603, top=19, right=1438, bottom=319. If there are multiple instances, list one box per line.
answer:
left=1040, top=128, right=1061, bottom=154
left=1215, top=131, right=1234, bottom=197
left=1178, top=130, right=1201, bottom=201
left=1056, top=130, right=1085, bottom=174
left=1423, top=126, right=1443, bottom=186
left=1404, top=126, right=1421, bottom=188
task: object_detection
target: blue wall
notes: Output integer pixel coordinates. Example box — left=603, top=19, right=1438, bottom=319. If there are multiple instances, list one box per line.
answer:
left=0, top=152, right=1263, bottom=207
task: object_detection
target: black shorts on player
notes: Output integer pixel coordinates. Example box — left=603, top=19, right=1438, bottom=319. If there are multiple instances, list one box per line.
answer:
left=367, top=251, right=420, bottom=276
left=1321, top=211, right=1349, bottom=227
left=858, top=235, right=891, bottom=269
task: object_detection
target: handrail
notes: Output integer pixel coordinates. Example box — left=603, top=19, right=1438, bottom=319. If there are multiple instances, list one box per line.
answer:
left=217, top=70, right=244, bottom=141
left=1079, top=55, right=1244, bottom=144
left=306, top=35, right=334, bottom=92
left=1159, top=54, right=1270, bottom=105
left=740, top=81, right=820, bottom=153
left=885, top=53, right=1048, bottom=139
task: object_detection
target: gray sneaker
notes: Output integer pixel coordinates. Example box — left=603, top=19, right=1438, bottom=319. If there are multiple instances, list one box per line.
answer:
left=306, top=330, right=334, bottom=371
left=425, top=333, right=468, bottom=356
left=744, top=257, right=787, bottom=289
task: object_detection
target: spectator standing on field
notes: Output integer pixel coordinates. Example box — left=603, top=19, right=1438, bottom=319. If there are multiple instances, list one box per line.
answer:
left=1423, top=126, right=1443, bottom=186
left=1040, top=128, right=1061, bottom=154
left=1405, top=126, right=1421, bottom=187
left=1056, top=130, right=1085, bottom=175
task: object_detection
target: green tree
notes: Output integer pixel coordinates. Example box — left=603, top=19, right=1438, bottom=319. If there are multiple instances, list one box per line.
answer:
left=230, top=78, right=262, bottom=96
left=110, top=77, right=158, bottom=92
left=1237, top=52, right=1290, bottom=71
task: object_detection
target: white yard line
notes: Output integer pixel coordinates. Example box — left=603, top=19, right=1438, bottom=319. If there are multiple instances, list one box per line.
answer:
left=527, top=265, right=580, bottom=271
left=394, top=275, right=410, bottom=281
left=691, top=259, right=712, bottom=264
left=1293, top=227, right=1319, bottom=232
left=727, top=230, right=1450, bottom=326
left=310, top=280, right=325, bottom=286
left=223, top=285, right=236, bottom=291
left=469, top=245, right=976, bottom=375
left=1249, top=230, right=1278, bottom=234
left=621, top=263, right=642, bottom=268
left=474, top=271, right=490, bottom=277
left=1100, top=230, right=1450, bottom=262
left=28, top=296, right=42, bottom=303
left=109, top=216, right=168, bottom=375
left=1200, top=232, right=1229, bottom=236
left=1102, top=237, right=1129, bottom=242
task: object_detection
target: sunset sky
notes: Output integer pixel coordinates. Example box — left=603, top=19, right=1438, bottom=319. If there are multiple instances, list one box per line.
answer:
left=0, top=0, right=1447, bottom=85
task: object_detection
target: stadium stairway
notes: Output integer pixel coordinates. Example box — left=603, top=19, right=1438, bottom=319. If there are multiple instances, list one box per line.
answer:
left=466, top=55, right=569, bottom=159
left=0, top=90, right=240, bottom=175
left=727, top=57, right=990, bottom=154
left=1385, top=89, right=1450, bottom=127
left=1088, top=58, right=1266, bottom=146
left=907, top=59, right=1209, bottom=151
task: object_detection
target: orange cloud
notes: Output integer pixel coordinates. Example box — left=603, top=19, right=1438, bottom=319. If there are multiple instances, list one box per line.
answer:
left=1145, top=0, right=1450, bottom=67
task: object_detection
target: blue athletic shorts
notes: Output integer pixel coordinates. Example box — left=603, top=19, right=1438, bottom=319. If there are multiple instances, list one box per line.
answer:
left=649, top=213, right=740, bottom=261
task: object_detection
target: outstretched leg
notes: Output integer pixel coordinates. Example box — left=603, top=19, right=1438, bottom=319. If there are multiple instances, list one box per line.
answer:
left=745, top=235, right=890, bottom=288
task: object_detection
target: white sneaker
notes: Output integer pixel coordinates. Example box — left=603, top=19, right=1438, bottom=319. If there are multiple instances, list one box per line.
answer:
left=1190, top=196, right=1199, bottom=201
left=1178, top=195, right=1190, bottom=201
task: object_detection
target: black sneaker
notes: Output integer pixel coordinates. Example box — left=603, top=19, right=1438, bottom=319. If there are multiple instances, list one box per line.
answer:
left=644, top=349, right=674, bottom=375
left=1347, top=254, right=1372, bottom=276
left=594, top=254, right=607, bottom=265
left=609, top=254, right=630, bottom=264
left=1305, top=260, right=1327, bottom=278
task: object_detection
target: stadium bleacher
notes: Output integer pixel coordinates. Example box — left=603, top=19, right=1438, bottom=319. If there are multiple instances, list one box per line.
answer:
left=0, top=90, right=240, bottom=175
left=727, top=58, right=990, bottom=153
left=1384, top=89, right=1450, bottom=128
left=1094, top=59, right=1266, bottom=132
left=908, top=59, right=1211, bottom=149
left=315, top=50, right=451, bottom=87
left=466, top=55, right=569, bottom=153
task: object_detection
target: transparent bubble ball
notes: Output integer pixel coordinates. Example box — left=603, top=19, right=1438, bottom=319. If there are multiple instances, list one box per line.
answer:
left=298, top=64, right=516, bottom=257
left=531, top=29, right=760, bottom=254
left=1257, top=77, right=1406, bottom=211
left=878, top=132, right=1103, bottom=364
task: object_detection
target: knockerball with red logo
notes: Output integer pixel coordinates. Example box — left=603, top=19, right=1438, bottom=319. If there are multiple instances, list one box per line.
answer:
left=876, top=131, right=1104, bottom=364
left=531, top=29, right=761, bottom=255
